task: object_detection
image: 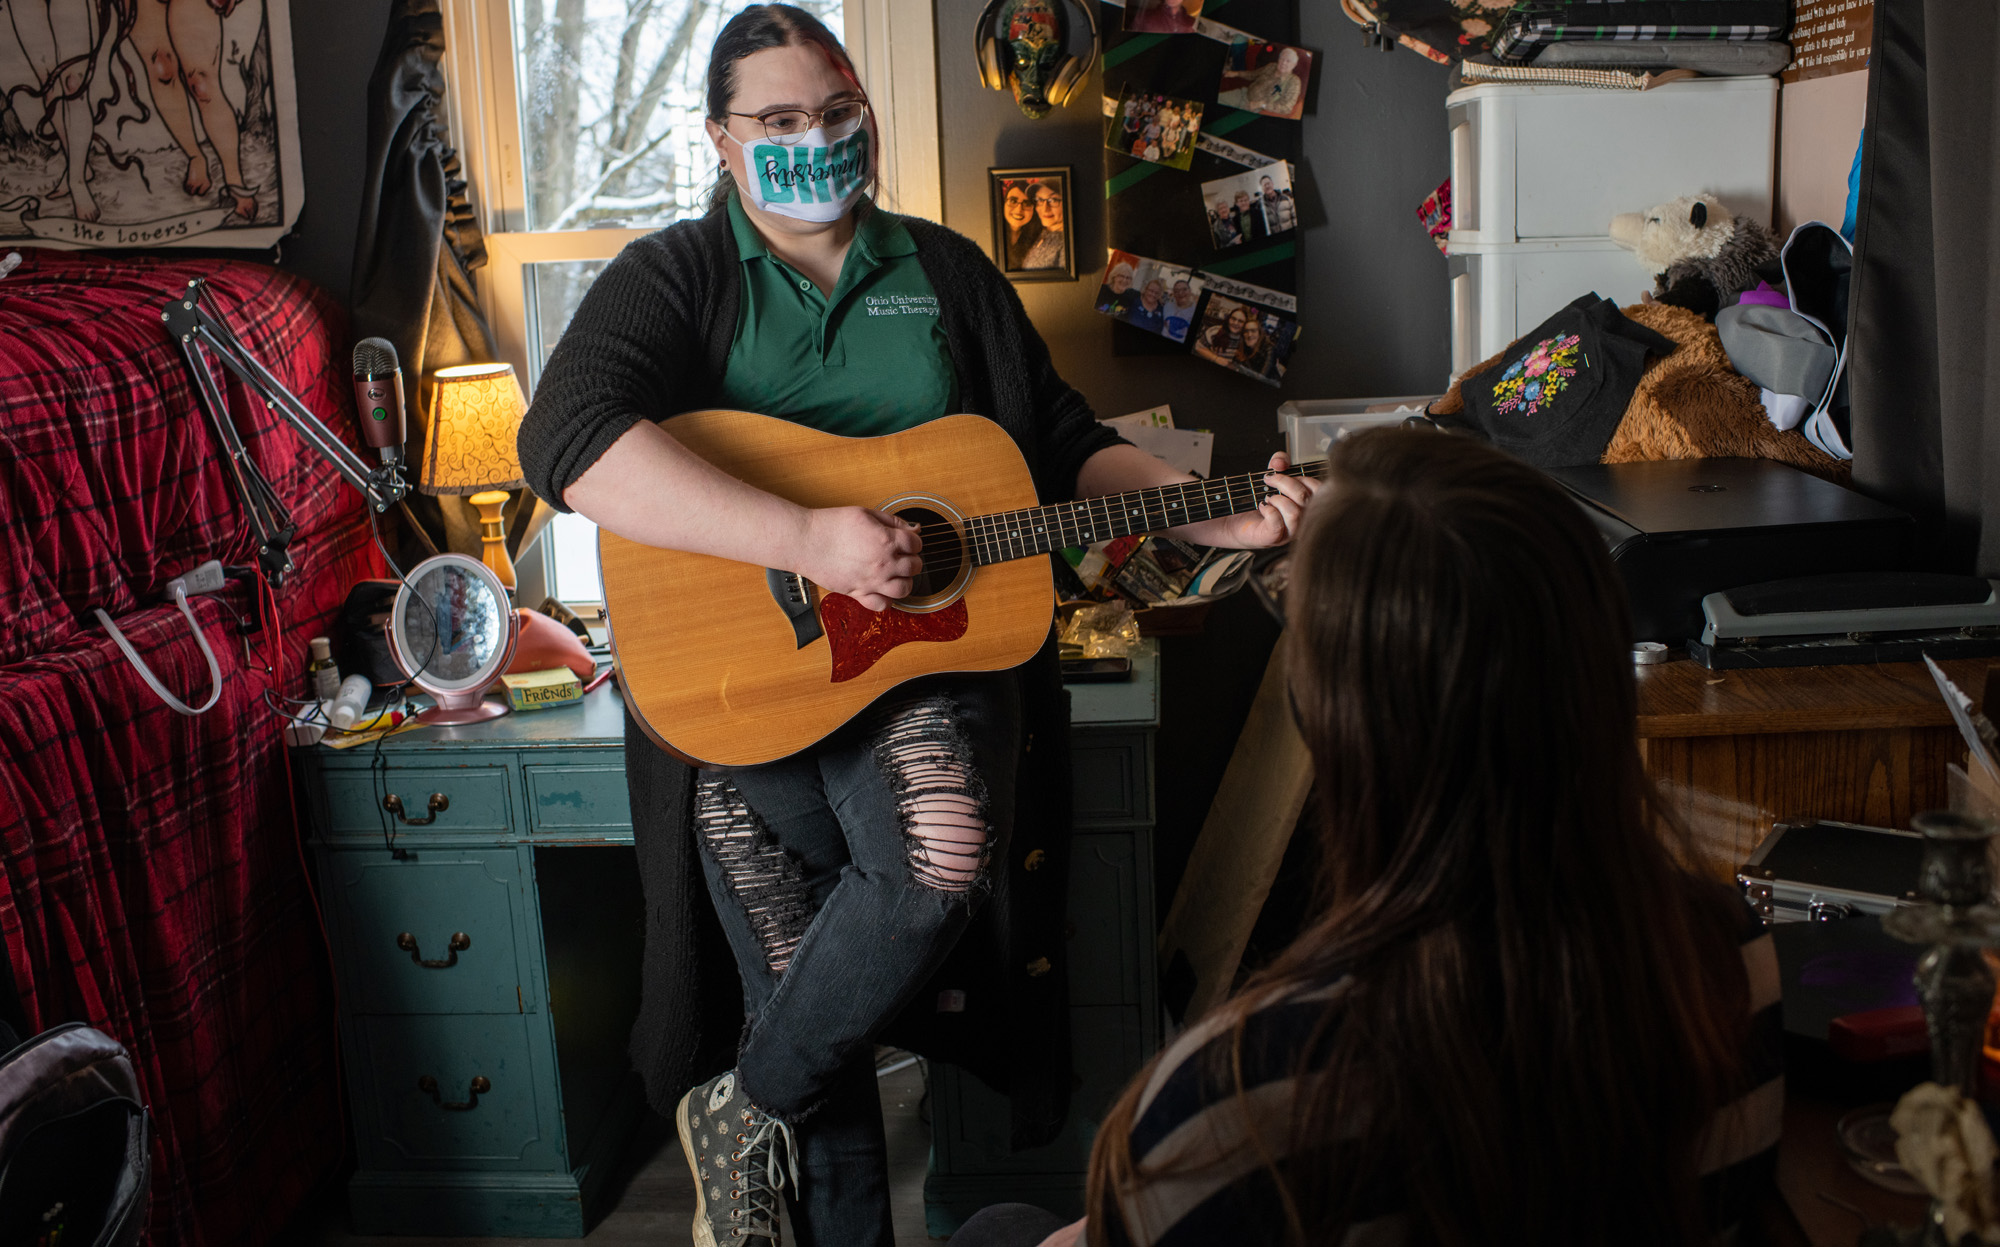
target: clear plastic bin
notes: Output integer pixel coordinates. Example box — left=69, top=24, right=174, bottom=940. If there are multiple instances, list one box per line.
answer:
left=1277, top=396, right=1441, bottom=462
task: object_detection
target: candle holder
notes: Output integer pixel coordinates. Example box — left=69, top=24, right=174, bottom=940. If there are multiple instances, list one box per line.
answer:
left=1883, top=811, right=2000, bottom=1097
left=1873, top=811, right=2000, bottom=1246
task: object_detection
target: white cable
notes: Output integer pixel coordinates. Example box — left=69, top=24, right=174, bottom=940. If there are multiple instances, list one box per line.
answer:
left=94, top=582, right=224, bottom=717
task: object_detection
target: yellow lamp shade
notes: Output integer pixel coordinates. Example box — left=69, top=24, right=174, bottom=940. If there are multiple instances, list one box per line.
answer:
left=419, top=362, right=528, bottom=496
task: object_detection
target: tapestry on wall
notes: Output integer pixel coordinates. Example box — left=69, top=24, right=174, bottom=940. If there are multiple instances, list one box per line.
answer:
left=0, top=0, right=302, bottom=250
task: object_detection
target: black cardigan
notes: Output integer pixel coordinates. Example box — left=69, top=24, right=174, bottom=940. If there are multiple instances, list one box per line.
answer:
left=516, top=204, right=1126, bottom=1147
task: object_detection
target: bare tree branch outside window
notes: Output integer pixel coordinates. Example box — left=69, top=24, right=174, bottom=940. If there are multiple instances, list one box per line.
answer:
left=515, top=0, right=843, bottom=233
left=509, top=0, right=844, bottom=603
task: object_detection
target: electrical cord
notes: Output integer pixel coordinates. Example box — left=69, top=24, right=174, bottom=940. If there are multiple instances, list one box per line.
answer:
left=94, top=560, right=229, bottom=715
left=361, top=513, right=443, bottom=860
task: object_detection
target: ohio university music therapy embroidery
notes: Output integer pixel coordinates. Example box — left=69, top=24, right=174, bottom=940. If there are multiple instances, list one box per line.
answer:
left=865, top=295, right=940, bottom=316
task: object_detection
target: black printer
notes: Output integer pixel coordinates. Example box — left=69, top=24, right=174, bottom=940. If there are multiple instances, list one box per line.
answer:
left=1543, top=458, right=1914, bottom=643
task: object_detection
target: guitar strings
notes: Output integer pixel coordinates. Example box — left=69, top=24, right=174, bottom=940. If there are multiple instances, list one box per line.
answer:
left=897, top=462, right=1324, bottom=543
left=807, top=463, right=1322, bottom=596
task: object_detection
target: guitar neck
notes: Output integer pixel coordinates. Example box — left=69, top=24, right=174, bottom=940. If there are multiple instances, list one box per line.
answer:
left=965, top=461, right=1325, bottom=567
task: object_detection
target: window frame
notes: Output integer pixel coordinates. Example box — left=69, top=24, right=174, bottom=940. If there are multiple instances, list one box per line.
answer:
left=436, top=0, right=942, bottom=607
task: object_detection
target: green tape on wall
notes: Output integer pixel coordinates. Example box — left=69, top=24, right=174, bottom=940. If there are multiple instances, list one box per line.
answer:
left=1102, top=33, right=1166, bottom=69
left=1199, top=240, right=1295, bottom=276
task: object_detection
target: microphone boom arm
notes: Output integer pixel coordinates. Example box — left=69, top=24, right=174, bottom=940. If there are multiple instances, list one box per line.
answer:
left=163, top=278, right=409, bottom=584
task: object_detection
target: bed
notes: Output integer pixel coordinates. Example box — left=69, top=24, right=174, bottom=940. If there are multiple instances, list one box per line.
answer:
left=0, top=249, right=380, bottom=1244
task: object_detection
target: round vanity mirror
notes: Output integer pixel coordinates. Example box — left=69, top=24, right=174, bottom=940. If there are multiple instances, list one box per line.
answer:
left=386, top=553, right=517, bottom=725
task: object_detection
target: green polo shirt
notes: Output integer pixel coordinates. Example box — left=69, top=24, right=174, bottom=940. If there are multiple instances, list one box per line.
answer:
left=717, top=194, right=959, bottom=436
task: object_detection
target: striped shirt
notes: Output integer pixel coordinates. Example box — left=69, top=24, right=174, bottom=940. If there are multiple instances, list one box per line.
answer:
left=1103, top=908, right=1783, bottom=1246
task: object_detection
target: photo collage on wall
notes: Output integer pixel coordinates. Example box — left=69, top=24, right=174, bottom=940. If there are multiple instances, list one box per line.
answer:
left=1091, top=0, right=1311, bottom=383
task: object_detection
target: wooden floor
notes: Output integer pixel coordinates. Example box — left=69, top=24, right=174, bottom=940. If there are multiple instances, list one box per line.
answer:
left=283, top=1061, right=942, bottom=1245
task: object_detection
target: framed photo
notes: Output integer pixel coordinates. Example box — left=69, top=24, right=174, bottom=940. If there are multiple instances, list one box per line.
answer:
left=990, top=166, right=1075, bottom=281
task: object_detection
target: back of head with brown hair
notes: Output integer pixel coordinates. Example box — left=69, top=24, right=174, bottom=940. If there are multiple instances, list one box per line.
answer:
left=1087, top=429, right=1749, bottom=1247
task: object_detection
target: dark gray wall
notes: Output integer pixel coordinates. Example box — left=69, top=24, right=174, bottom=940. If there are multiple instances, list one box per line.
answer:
left=936, top=2, right=1454, bottom=910
left=934, top=0, right=1453, bottom=475
left=276, top=0, right=396, bottom=307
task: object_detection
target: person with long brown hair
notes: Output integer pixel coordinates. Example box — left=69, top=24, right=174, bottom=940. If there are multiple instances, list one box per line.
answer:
left=955, top=429, right=1782, bottom=1247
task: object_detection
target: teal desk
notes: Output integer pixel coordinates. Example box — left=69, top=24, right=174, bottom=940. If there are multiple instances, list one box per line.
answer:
left=301, top=644, right=1159, bottom=1237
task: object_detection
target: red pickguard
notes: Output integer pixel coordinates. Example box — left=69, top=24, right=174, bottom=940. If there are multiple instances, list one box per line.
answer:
left=818, top=594, right=969, bottom=683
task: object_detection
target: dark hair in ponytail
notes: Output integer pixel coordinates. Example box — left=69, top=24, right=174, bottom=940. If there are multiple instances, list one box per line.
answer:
left=703, top=4, right=874, bottom=214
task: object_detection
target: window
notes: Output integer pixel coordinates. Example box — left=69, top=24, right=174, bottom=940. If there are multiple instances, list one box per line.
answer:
left=440, top=0, right=941, bottom=606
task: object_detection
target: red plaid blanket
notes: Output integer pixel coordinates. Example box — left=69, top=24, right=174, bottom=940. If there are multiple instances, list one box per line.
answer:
left=0, top=251, right=381, bottom=1244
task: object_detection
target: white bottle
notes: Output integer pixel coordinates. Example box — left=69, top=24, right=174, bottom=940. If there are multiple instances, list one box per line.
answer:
left=327, top=674, right=372, bottom=730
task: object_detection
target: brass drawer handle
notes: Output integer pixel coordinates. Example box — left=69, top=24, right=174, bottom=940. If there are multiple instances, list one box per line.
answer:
left=384, top=792, right=449, bottom=825
left=417, top=1074, right=490, bottom=1111
left=396, top=931, right=470, bottom=968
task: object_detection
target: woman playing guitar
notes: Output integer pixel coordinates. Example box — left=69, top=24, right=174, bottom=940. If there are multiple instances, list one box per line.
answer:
left=516, top=7, right=1316, bottom=1244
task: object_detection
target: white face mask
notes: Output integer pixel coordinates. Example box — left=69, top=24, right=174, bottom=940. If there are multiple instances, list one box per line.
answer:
left=731, top=127, right=870, bottom=222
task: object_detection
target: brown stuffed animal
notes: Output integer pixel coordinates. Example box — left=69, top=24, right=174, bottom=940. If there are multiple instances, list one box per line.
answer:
left=1433, top=302, right=1845, bottom=482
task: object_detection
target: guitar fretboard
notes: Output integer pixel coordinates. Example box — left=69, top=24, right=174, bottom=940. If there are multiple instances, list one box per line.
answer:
left=964, top=462, right=1323, bottom=567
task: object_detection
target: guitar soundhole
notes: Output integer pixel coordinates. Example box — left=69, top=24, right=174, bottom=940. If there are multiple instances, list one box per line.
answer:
left=895, top=506, right=967, bottom=609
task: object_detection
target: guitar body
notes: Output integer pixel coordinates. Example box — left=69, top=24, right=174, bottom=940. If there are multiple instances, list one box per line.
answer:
left=600, top=410, right=1054, bottom=767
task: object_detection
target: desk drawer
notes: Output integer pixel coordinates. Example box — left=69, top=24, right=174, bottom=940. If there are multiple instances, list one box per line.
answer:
left=1067, top=834, right=1140, bottom=1007
left=321, top=766, right=513, bottom=837
left=355, top=1013, right=559, bottom=1172
left=325, top=850, right=536, bottom=1015
left=1070, top=732, right=1150, bottom=828
left=524, top=765, right=632, bottom=833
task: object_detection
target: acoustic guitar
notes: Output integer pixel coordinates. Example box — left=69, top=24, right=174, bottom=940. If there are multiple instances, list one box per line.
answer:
left=599, top=409, right=1318, bottom=766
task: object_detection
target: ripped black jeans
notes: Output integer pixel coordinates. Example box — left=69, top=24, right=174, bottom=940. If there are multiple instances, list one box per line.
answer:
left=693, top=672, right=1020, bottom=1245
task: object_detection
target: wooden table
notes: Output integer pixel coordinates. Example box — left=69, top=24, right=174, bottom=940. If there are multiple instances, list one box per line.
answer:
left=1635, top=656, right=1992, bottom=879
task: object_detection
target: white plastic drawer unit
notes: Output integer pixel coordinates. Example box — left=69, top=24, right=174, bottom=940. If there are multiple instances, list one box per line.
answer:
left=1448, top=240, right=1652, bottom=376
left=1446, top=77, right=1777, bottom=247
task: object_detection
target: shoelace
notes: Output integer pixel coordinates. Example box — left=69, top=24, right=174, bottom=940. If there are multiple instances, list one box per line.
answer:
left=735, top=1114, right=799, bottom=1240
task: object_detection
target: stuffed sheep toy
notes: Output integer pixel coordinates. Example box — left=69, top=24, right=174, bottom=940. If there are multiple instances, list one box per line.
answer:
left=1609, top=194, right=1779, bottom=320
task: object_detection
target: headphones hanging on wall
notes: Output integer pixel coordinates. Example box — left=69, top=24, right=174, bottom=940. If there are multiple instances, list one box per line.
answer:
left=974, top=0, right=1100, bottom=114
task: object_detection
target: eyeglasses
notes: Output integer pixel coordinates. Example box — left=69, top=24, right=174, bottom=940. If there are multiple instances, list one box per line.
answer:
left=1034, top=193, right=1063, bottom=206
left=727, top=99, right=869, bottom=145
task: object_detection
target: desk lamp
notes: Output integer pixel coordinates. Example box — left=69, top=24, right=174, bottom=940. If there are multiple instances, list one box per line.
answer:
left=420, top=363, right=529, bottom=592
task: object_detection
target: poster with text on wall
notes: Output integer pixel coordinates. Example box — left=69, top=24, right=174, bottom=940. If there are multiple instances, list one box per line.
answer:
left=0, top=0, right=302, bottom=250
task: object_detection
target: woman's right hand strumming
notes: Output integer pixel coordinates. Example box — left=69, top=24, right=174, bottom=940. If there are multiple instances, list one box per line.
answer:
left=796, top=506, right=923, bottom=612
left=563, top=420, right=926, bottom=613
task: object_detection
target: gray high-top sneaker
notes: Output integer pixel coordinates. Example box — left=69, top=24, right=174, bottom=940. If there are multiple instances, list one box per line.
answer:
left=676, top=1069, right=797, bottom=1246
